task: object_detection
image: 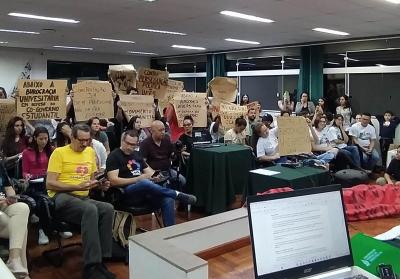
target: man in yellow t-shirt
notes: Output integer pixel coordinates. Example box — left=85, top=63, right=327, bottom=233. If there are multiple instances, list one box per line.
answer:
left=46, top=124, right=115, bottom=279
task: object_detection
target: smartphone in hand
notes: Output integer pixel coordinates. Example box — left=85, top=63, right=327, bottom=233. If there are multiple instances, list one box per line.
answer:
left=151, top=170, right=161, bottom=178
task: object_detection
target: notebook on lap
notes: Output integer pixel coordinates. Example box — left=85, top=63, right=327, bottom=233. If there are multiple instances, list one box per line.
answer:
left=246, top=185, right=379, bottom=279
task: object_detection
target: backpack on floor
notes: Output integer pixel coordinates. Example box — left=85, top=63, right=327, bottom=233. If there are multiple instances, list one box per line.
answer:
left=333, top=169, right=369, bottom=187
left=112, top=210, right=137, bottom=248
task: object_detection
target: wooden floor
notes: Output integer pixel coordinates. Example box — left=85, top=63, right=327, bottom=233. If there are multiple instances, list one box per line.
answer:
left=25, top=201, right=400, bottom=279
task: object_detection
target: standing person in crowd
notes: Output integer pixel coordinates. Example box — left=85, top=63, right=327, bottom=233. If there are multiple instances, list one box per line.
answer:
left=125, top=116, right=149, bottom=144
left=0, top=87, right=7, bottom=98
left=22, top=127, right=72, bottom=245
left=106, top=130, right=197, bottom=227
left=246, top=108, right=260, bottom=147
left=55, top=121, right=72, bottom=147
left=165, top=103, right=184, bottom=142
left=46, top=124, right=115, bottom=279
left=209, top=115, right=224, bottom=143
left=240, top=94, right=249, bottom=106
left=140, top=121, right=186, bottom=189
left=278, top=91, right=294, bottom=113
left=376, top=111, right=400, bottom=166
left=336, top=95, right=352, bottom=130
left=327, top=114, right=361, bottom=168
left=88, top=117, right=110, bottom=154
left=224, top=117, right=247, bottom=145
left=0, top=177, right=30, bottom=279
left=1, top=117, right=30, bottom=178
left=376, top=147, right=400, bottom=185
left=349, top=112, right=380, bottom=170
left=295, top=92, right=315, bottom=115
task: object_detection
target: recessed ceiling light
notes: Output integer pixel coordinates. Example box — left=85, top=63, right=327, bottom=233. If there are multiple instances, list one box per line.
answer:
left=376, top=64, right=386, bottom=67
left=0, top=41, right=8, bottom=44
left=384, top=0, right=400, bottom=4
left=225, top=38, right=260, bottom=45
left=8, top=12, right=79, bottom=23
left=220, top=11, right=274, bottom=23
left=313, top=27, right=349, bottom=36
left=92, top=37, right=135, bottom=44
left=326, top=62, right=340, bottom=65
left=172, top=45, right=206, bottom=50
left=0, top=28, right=39, bottom=34
left=53, top=45, right=93, bottom=50
left=138, top=28, right=186, bottom=35
left=128, top=51, right=157, bottom=55
left=285, top=57, right=301, bottom=61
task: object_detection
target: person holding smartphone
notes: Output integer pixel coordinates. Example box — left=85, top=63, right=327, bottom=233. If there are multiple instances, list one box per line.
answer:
left=46, top=124, right=115, bottom=279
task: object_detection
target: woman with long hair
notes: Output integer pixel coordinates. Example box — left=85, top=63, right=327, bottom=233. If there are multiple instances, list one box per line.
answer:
left=55, top=121, right=72, bottom=148
left=240, top=94, right=250, bottom=106
left=126, top=116, right=148, bottom=144
left=336, top=95, right=352, bottom=130
left=295, top=92, right=315, bottom=115
left=87, top=117, right=110, bottom=153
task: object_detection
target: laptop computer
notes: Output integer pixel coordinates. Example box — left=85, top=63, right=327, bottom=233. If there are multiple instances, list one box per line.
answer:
left=247, top=185, right=379, bottom=279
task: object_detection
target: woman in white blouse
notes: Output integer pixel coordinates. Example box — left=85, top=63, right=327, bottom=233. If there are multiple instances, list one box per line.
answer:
left=336, top=95, right=352, bottom=130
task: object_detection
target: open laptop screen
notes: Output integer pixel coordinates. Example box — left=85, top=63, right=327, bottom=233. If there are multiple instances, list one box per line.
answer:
left=248, top=186, right=352, bottom=279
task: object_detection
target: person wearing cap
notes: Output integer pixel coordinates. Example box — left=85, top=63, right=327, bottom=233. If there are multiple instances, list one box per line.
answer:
left=261, top=114, right=274, bottom=129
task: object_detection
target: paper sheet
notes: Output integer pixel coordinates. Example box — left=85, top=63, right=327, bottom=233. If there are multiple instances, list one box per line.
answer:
left=250, top=169, right=280, bottom=176
left=374, top=225, right=400, bottom=241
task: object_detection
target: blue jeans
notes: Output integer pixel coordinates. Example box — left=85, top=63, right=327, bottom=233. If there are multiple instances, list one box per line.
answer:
left=161, top=169, right=186, bottom=191
left=361, top=149, right=380, bottom=170
left=123, top=179, right=176, bottom=226
left=340, top=145, right=361, bottom=168
left=316, top=152, right=335, bottom=163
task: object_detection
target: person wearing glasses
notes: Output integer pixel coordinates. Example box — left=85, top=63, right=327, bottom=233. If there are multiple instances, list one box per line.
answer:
left=46, top=124, right=115, bottom=279
left=106, top=130, right=197, bottom=226
left=349, top=112, right=380, bottom=170
left=376, top=147, right=400, bottom=185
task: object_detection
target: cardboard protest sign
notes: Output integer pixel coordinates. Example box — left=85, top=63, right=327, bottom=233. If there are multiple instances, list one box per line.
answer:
left=119, top=95, right=154, bottom=127
left=219, top=103, right=247, bottom=129
left=158, top=79, right=184, bottom=111
left=173, top=93, right=207, bottom=128
left=208, top=77, right=237, bottom=103
left=72, top=81, right=114, bottom=121
left=277, top=116, right=311, bottom=156
left=137, top=68, right=169, bottom=98
left=17, top=80, right=67, bottom=120
left=0, top=99, right=16, bottom=135
left=108, top=64, right=137, bottom=95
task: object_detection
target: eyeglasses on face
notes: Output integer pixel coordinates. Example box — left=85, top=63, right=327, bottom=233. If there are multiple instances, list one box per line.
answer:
left=124, top=139, right=138, bottom=147
left=76, top=138, right=91, bottom=143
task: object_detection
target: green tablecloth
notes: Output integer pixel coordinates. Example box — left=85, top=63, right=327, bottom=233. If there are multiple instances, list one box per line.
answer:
left=186, top=144, right=254, bottom=214
left=248, top=165, right=331, bottom=195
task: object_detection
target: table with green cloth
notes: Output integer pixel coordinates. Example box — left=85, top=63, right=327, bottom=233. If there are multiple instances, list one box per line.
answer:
left=186, top=144, right=254, bottom=215
left=248, top=165, right=331, bottom=195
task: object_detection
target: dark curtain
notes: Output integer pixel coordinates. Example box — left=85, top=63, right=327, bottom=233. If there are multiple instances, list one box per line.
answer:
left=297, top=46, right=324, bottom=102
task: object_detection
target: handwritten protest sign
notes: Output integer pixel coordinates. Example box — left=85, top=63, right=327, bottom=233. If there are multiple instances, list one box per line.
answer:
left=0, top=99, right=16, bottom=135
left=277, top=116, right=311, bottom=156
left=173, top=93, right=207, bottom=128
left=17, top=80, right=67, bottom=120
left=108, top=64, right=137, bottom=95
left=119, top=95, right=154, bottom=127
left=72, top=81, right=114, bottom=121
left=219, top=103, right=247, bottom=129
left=137, top=68, right=169, bottom=98
left=208, top=77, right=237, bottom=103
left=159, top=79, right=184, bottom=111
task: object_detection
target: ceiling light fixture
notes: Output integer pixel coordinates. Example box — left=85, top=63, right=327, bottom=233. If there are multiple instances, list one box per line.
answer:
left=313, top=27, right=349, bottom=36
left=376, top=64, right=387, bottom=67
left=326, top=62, right=340, bottom=65
left=138, top=28, right=186, bottom=35
left=172, top=45, right=206, bottom=50
left=0, top=41, right=8, bottom=44
left=9, top=12, right=79, bottom=23
left=285, top=57, right=301, bottom=61
left=128, top=51, right=157, bottom=55
left=53, top=45, right=93, bottom=50
left=92, top=37, right=135, bottom=43
left=220, top=11, right=274, bottom=23
left=384, top=0, right=400, bottom=4
left=225, top=38, right=260, bottom=45
left=0, top=28, right=39, bottom=34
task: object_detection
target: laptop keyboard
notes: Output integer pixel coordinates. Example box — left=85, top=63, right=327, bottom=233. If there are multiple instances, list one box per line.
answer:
left=342, top=275, right=368, bottom=279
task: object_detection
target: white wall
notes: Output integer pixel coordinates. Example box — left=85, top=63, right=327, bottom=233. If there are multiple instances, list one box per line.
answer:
left=0, top=46, right=150, bottom=95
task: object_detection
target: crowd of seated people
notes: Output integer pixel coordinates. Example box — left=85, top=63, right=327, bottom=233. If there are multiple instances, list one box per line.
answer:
left=1, top=85, right=400, bottom=279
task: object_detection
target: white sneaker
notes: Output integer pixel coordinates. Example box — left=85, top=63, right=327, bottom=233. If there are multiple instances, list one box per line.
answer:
left=59, top=231, right=73, bottom=239
left=30, top=214, right=39, bottom=224
left=38, top=229, right=49, bottom=245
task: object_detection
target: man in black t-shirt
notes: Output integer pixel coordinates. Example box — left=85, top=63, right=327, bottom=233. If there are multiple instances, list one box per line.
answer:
left=106, top=130, right=197, bottom=226
left=381, top=147, right=400, bottom=185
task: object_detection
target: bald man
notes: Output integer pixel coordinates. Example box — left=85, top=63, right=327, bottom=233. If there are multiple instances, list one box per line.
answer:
left=140, top=120, right=187, bottom=190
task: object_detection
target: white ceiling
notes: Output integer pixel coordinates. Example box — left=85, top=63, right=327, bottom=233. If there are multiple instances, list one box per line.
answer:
left=1, top=0, right=400, bottom=57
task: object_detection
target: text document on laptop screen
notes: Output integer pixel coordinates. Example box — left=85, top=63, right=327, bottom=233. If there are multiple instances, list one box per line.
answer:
left=249, top=191, right=350, bottom=276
